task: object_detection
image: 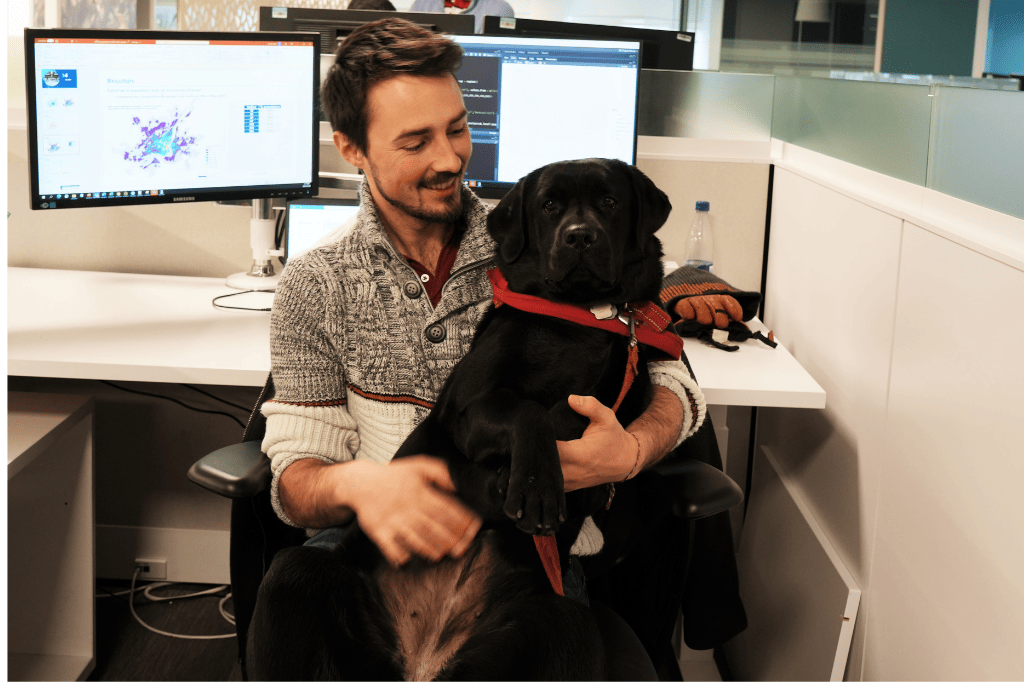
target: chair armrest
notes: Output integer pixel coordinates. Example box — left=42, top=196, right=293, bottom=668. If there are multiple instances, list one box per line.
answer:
left=649, top=458, right=743, bottom=520
left=187, top=440, right=271, bottom=499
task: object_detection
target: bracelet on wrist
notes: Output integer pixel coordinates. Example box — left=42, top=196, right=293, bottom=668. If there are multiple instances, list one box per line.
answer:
left=622, top=432, right=642, bottom=482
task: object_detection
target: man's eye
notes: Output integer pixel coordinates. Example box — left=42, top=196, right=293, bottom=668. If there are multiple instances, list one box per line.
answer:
left=404, top=141, right=426, bottom=152
left=450, top=126, right=467, bottom=136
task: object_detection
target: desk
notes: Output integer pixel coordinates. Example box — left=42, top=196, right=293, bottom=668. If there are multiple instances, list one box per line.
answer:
left=8, top=267, right=825, bottom=408
left=8, top=392, right=95, bottom=682
left=8, top=267, right=272, bottom=387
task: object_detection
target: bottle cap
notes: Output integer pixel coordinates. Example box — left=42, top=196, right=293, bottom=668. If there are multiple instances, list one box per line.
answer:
left=696, top=201, right=710, bottom=211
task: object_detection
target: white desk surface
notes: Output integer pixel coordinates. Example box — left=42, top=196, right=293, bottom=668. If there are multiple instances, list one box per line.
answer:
left=9, top=267, right=273, bottom=387
left=8, top=267, right=825, bottom=408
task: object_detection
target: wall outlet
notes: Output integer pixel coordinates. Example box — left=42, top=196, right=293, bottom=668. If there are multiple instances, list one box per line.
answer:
left=135, top=558, right=167, bottom=581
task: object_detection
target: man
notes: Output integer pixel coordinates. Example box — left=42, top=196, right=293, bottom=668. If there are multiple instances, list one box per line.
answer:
left=261, top=17, right=704, bottom=585
left=409, top=0, right=514, bottom=34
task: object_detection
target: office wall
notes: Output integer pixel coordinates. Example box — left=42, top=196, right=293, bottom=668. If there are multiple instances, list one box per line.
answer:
left=881, top=0, right=980, bottom=76
left=636, top=156, right=769, bottom=293
left=754, top=144, right=1024, bottom=680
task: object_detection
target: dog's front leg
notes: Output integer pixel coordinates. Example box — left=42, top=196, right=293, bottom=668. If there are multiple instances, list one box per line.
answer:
left=452, top=390, right=567, bottom=534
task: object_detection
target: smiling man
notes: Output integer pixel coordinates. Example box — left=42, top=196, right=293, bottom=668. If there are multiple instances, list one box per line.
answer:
left=250, top=19, right=705, bottom=671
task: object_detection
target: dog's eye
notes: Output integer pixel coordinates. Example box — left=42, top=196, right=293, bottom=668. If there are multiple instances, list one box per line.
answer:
left=542, top=200, right=556, bottom=214
left=603, top=197, right=618, bottom=209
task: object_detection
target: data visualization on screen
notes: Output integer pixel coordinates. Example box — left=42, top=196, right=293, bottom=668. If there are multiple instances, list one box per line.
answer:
left=450, top=35, right=641, bottom=198
left=25, top=30, right=319, bottom=210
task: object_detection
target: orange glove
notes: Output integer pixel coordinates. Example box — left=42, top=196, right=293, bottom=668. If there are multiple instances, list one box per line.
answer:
left=674, top=294, right=744, bottom=329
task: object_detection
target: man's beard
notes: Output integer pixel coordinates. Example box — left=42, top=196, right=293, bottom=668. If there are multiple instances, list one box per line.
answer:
left=368, top=162, right=464, bottom=225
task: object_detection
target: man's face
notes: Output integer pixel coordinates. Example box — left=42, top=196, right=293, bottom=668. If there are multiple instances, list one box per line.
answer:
left=340, top=73, right=472, bottom=227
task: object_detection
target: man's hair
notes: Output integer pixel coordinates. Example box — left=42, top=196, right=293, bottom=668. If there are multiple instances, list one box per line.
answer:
left=321, top=18, right=463, bottom=154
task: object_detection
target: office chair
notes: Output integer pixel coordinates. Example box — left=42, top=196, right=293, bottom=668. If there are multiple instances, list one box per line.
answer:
left=189, top=374, right=743, bottom=680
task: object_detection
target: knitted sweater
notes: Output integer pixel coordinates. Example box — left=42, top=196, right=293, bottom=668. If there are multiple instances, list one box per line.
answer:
left=261, top=180, right=707, bottom=555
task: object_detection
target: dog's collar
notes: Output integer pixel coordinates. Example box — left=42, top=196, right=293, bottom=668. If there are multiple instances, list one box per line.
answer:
left=488, top=268, right=683, bottom=361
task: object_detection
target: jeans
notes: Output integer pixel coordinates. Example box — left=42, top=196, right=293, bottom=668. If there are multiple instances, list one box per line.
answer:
left=304, top=527, right=590, bottom=606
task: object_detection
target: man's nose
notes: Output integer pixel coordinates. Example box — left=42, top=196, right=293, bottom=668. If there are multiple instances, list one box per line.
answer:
left=432, top=136, right=463, bottom=174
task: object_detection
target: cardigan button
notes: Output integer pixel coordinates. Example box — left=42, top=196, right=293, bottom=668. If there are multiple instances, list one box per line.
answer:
left=403, top=280, right=422, bottom=299
left=373, top=245, right=391, bottom=261
left=425, top=323, right=446, bottom=343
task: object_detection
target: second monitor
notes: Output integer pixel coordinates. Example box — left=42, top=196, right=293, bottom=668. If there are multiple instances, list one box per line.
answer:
left=451, top=34, right=641, bottom=199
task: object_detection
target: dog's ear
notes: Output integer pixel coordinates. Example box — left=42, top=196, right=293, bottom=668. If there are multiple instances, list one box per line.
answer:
left=487, top=171, right=533, bottom=264
left=623, top=162, right=672, bottom=250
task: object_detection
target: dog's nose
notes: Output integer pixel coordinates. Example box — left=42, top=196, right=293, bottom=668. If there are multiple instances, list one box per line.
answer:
left=563, top=224, right=598, bottom=250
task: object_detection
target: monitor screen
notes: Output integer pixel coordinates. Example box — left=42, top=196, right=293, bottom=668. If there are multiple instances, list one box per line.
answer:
left=450, top=34, right=641, bottom=198
left=24, top=28, right=320, bottom=211
left=286, top=197, right=360, bottom=259
left=482, top=16, right=694, bottom=71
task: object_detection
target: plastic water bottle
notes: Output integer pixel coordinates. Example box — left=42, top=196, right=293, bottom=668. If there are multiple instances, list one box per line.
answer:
left=684, top=201, right=714, bottom=272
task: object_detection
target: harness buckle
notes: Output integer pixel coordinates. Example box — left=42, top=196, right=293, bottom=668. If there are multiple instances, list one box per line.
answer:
left=619, top=305, right=638, bottom=348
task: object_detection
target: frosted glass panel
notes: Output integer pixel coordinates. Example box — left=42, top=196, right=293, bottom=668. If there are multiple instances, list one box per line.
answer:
left=772, top=75, right=933, bottom=185
left=638, top=70, right=775, bottom=141
left=928, top=87, right=1024, bottom=221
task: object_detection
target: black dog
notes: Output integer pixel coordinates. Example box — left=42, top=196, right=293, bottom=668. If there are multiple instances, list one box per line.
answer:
left=248, top=158, right=676, bottom=681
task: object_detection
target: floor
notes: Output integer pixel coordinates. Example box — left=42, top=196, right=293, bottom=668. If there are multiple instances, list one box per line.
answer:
left=674, top=615, right=726, bottom=682
left=89, top=580, right=242, bottom=682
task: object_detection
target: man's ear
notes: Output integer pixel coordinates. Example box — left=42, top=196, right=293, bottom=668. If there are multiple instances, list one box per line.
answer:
left=487, top=170, right=536, bottom=264
left=334, top=131, right=366, bottom=171
left=622, top=162, right=672, bottom=251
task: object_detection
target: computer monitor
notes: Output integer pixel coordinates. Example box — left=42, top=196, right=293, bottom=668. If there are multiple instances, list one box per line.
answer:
left=482, top=16, right=694, bottom=71
left=258, top=7, right=474, bottom=55
left=450, top=34, right=642, bottom=199
left=285, top=197, right=360, bottom=259
left=23, top=28, right=320, bottom=211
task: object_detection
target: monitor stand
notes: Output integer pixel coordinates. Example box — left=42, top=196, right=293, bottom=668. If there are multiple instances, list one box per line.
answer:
left=226, top=198, right=283, bottom=291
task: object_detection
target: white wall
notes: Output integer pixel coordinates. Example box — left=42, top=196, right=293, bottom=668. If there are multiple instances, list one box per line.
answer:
left=747, top=142, right=1024, bottom=680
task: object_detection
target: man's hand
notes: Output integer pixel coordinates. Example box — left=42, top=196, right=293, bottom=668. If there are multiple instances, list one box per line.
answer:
left=556, top=395, right=639, bottom=491
left=351, top=456, right=482, bottom=567
left=279, top=456, right=481, bottom=568
left=556, top=387, right=684, bottom=491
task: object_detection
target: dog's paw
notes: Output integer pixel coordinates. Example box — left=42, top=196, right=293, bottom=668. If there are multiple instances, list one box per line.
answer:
left=503, top=470, right=567, bottom=535
left=495, top=467, right=511, bottom=497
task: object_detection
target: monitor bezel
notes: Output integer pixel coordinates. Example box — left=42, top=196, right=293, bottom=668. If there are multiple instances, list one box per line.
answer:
left=481, top=16, right=695, bottom=72
left=23, top=27, right=321, bottom=211
left=450, top=33, right=643, bottom=200
left=258, top=7, right=475, bottom=50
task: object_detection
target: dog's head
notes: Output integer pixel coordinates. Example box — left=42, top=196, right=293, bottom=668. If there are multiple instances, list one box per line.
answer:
left=487, top=158, right=671, bottom=306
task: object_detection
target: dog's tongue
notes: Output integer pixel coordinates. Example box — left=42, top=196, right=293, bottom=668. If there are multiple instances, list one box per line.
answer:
left=533, top=535, right=563, bottom=596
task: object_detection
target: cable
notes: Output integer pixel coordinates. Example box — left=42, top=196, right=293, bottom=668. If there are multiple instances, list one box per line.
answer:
left=212, top=290, right=274, bottom=312
left=218, top=593, right=236, bottom=625
left=142, top=582, right=229, bottom=602
left=275, top=203, right=286, bottom=248
left=127, top=568, right=236, bottom=640
left=99, top=380, right=246, bottom=429
left=180, top=384, right=251, bottom=413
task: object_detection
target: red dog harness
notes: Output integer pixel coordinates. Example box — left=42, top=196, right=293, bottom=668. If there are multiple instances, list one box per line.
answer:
left=487, top=268, right=684, bottom=595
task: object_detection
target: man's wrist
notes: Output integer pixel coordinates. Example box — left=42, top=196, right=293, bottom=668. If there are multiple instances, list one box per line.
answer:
left=280, top=457, right=366, bottom=528
left=622, top=431, right=643, bottom=481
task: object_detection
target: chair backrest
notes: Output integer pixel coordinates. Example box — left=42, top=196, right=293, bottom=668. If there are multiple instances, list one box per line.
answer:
left=230, top=374, right=307, bottom=676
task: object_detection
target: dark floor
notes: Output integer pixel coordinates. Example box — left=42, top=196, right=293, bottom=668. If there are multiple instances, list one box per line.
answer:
left=90, top=580, right=243, bottom=681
